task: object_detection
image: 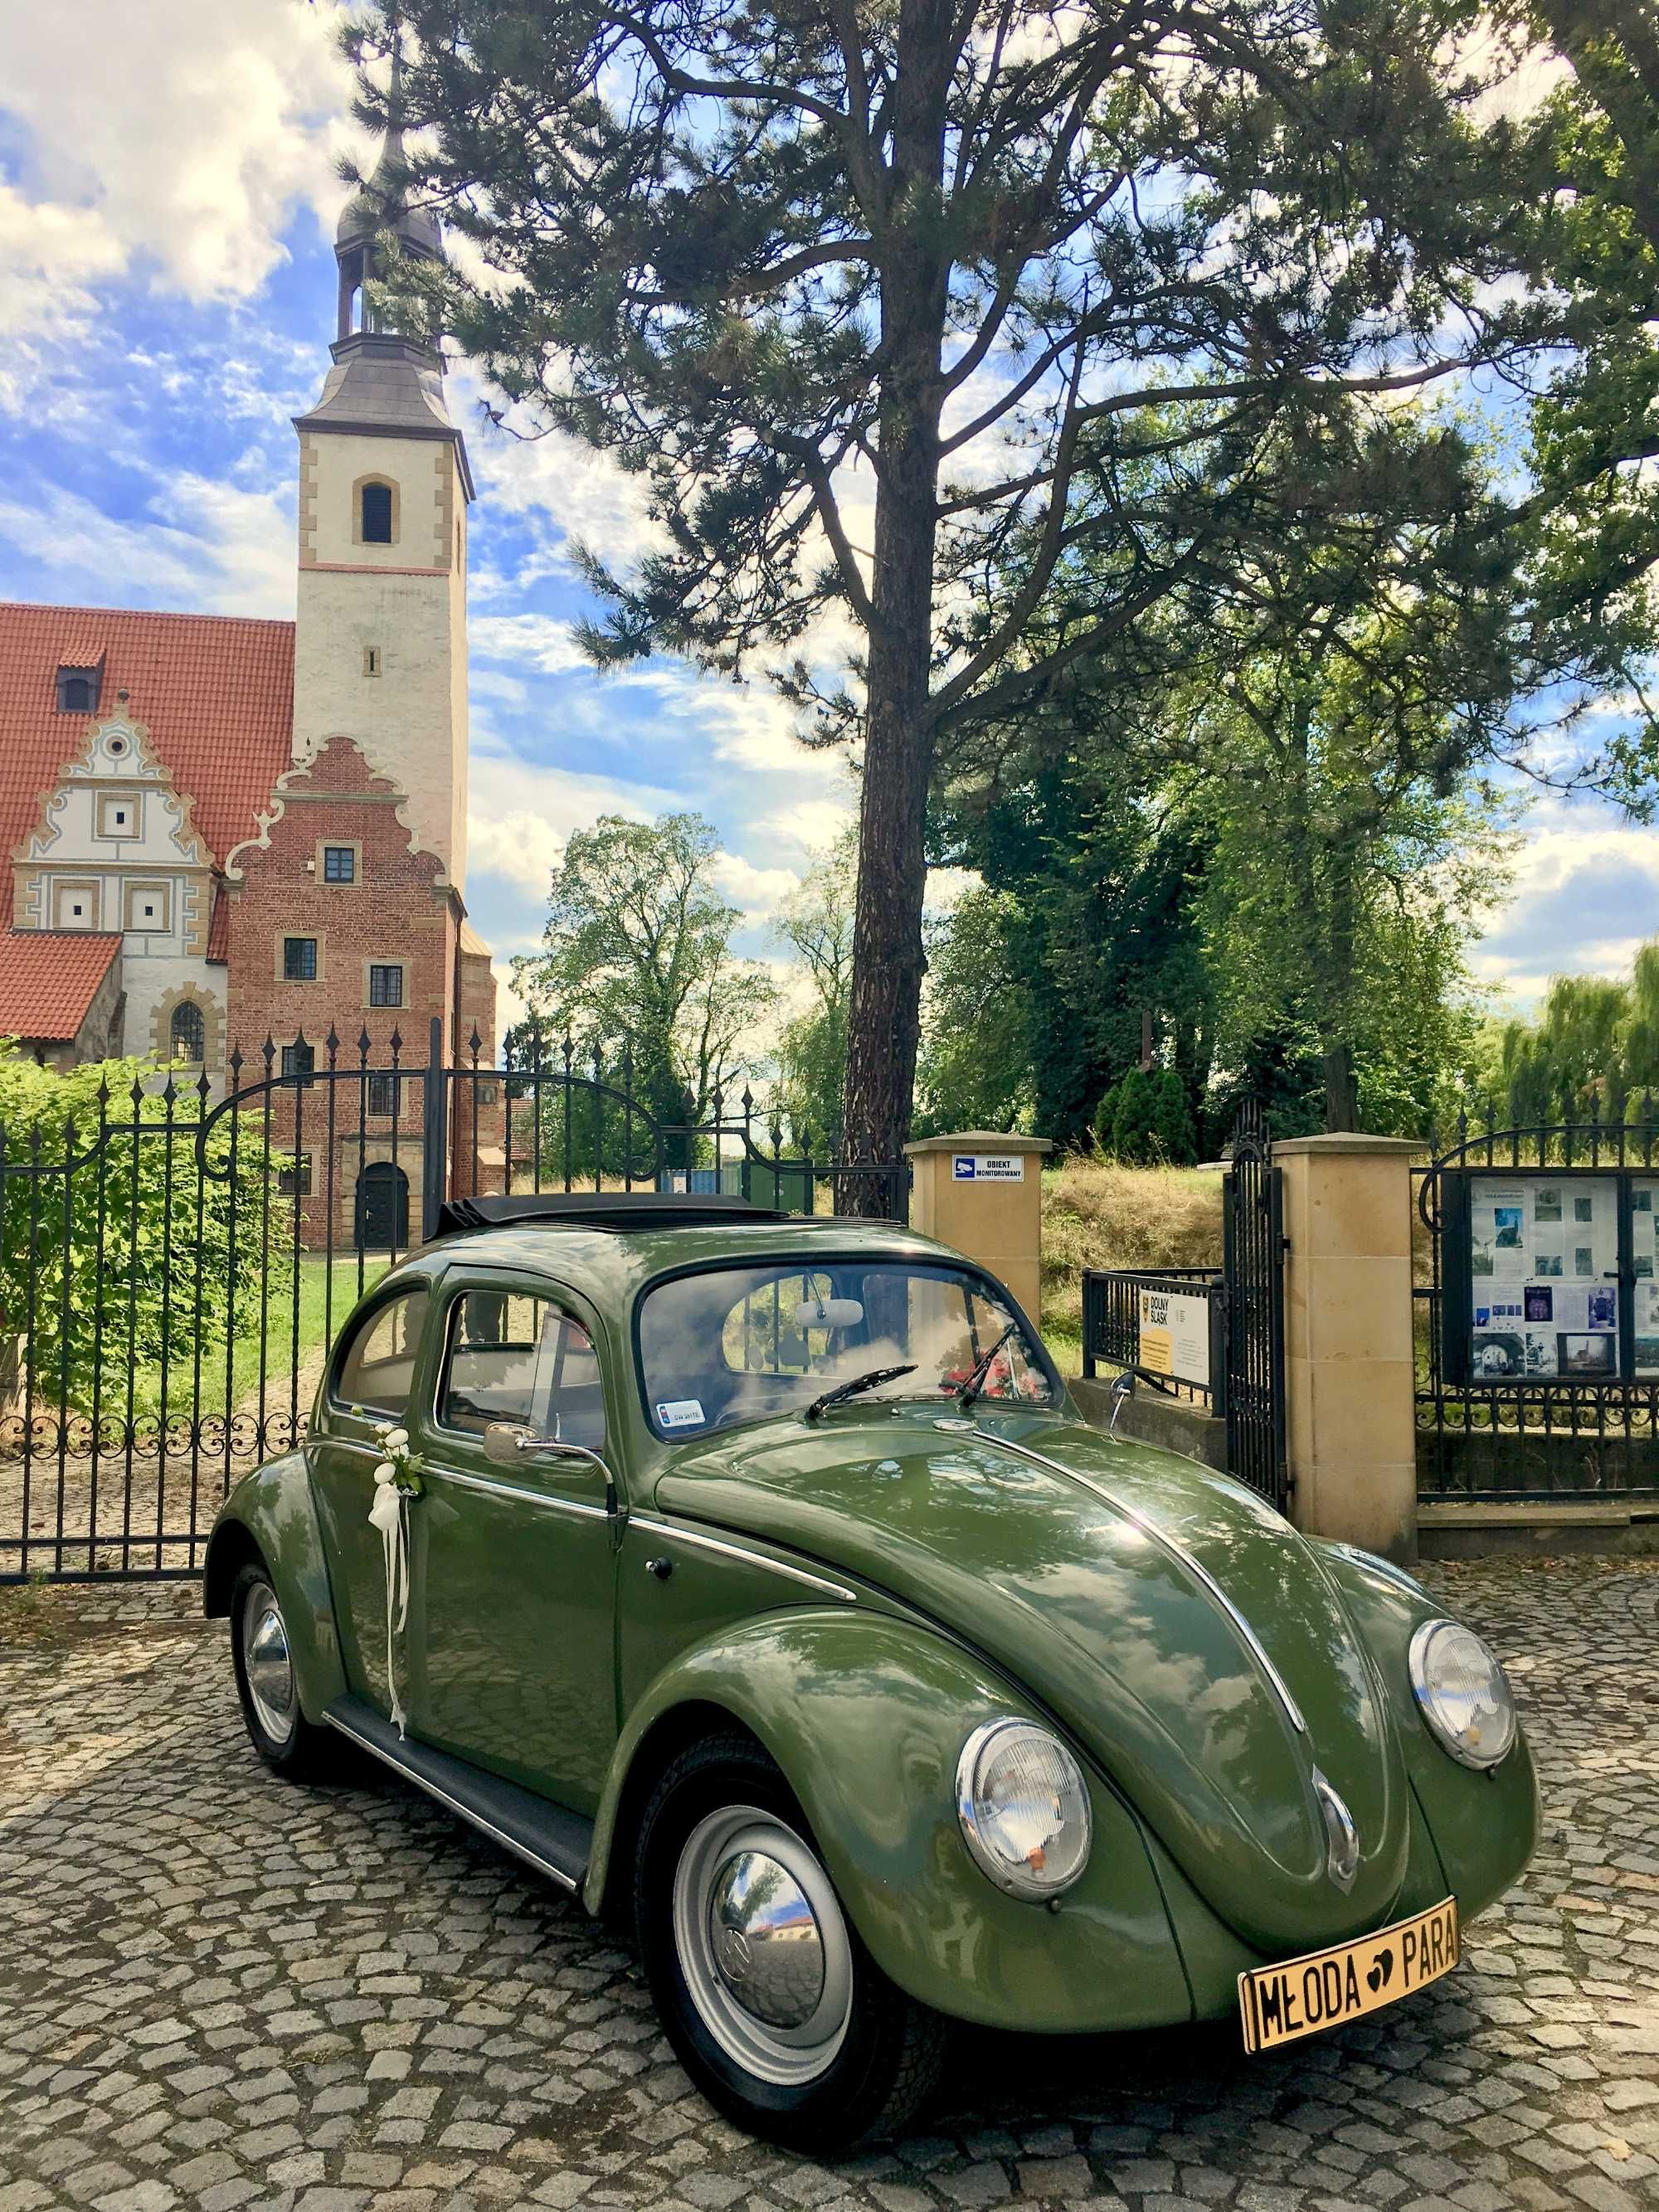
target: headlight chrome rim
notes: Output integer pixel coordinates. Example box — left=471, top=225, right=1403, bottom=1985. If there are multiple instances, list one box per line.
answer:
left=1408, top=1617, right=1517, bottom=1771
left=956, top=1718, right=1092, bottom=1900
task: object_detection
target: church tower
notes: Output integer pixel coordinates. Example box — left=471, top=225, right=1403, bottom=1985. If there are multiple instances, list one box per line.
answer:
left=289, top=51, right=472, bottom=890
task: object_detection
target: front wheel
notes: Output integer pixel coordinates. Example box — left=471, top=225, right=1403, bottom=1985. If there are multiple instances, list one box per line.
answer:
left=634, top=1733, right=947, bottom=2151
left=228, top=1558, right=333, bottom=1780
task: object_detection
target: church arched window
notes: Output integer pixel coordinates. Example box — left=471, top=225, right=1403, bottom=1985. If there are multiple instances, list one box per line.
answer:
left=169, top=1000, right=206, bottom=1065
left=360, top=480, right=394, bottom=544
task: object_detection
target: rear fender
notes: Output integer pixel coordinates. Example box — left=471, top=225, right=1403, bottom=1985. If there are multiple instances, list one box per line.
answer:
left=588, top=1609, right=1194, bottom=2035
left=202, top=1454, right=347, bottom=1723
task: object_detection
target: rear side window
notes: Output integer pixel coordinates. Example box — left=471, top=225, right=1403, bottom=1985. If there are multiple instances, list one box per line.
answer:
left=333, top=1288, right=427, bottom=1416
left=439, top=1291, right=606, bottom=1451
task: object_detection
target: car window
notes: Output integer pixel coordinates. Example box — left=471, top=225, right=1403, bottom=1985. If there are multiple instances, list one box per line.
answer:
left=438, top=1290, right=606, bottom=1450
left=639, top=1260, right=1057, bottom=1439
left=334, top=1287, right=427, bottom=1417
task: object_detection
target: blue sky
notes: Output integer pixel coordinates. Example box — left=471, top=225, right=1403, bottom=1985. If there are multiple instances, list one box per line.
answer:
left=1, top=0, right=1654, bottom=1038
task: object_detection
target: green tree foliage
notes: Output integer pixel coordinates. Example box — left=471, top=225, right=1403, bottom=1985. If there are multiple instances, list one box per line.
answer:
left=358, top=0, right=1543, bottom=1187
left=0, top=1052, right=294, bottom=1416
left=1491, top=2, right=1659, bottom=803
left=1109, top=1069, right=1159, bottom=1166
left=1484, top=946, right=1659, bottom=1124
left=510, top=814, right=778, bottom=1165
left=935, top=761, right=1214, bottom=1150
left=770, top=834, right=855, bottom=1146
left=912, top=887, right=1036, bottom=1139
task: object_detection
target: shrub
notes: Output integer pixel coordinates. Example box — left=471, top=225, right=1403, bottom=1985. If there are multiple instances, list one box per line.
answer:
left=0, top=1049, right=294, bottom=1417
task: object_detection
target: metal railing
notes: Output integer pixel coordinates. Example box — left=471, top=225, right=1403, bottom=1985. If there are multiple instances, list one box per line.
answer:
left=1081, top=1266, right=1225, bottom=1412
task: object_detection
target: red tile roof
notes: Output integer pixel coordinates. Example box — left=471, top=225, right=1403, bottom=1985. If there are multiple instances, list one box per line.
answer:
left=0, top=931, right=122, bottom=1043
left=0, top=602, right=294, bottom=868
left=207, top=879, right=230, bottom=965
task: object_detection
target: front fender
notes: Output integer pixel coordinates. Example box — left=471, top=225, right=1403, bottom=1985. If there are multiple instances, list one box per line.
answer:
left=588, top=1610, right=1194, bottom=2035
left=1318, top=1545, right=1539, bottom=1923
left=202, top=1454, right=347, bottom=1723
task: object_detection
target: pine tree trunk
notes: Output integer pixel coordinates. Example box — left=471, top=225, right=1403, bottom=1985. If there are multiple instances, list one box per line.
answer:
left=838, top=1, right=951, bottom=1214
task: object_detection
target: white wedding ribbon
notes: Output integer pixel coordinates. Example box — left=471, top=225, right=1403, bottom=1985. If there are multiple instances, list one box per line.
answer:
left=367, top=1459, right=411, bottom=1736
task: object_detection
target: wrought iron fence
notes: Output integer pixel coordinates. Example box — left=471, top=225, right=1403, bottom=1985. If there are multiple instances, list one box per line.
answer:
left=1415, top=1101, right=1659, bottom=1499
left=1, top=1019, right=907, bottom=1582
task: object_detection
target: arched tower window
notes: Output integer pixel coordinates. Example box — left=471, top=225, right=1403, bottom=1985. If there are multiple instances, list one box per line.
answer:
left=360, top=480, right=394, bottom=544
left=169, top=1000, right=206, bottom=1064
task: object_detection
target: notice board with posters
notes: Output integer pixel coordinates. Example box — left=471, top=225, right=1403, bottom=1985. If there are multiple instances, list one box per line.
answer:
left=1444, top=1169, right=1641, bottom=1383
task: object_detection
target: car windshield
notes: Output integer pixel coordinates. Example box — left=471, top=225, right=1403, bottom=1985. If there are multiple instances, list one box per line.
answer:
left=638, top=1258, right=1058, bottom=1440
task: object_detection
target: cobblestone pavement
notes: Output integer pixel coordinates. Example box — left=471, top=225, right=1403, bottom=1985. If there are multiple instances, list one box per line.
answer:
left=2, top=1558, right=1657, bottom=2212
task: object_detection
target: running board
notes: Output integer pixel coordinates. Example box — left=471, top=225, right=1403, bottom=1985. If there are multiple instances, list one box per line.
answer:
left=325, top=1694, right=592, bottom=1896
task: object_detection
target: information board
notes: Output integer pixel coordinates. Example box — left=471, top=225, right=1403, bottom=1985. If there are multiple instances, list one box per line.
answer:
left=1468, top=1174, right=1619, bottom=1379
left=1137, top=1285, right=1211, bottom=1389
left=1632, top=1179, right=1659, bottom=1375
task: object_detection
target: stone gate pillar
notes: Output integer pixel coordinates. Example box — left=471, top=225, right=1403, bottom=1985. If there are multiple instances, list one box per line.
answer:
left=1275, top=1134, right=1422, bottom=1563
left=903, top=1132, right=1053, bottom=1322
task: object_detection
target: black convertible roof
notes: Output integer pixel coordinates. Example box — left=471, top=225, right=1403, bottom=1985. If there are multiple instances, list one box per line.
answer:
left=434, top=1192, right=796, bottom=1237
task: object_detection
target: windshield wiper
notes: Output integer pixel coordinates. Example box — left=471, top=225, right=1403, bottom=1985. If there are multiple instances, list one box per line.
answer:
left=956, top=1323, right=1019, bottom=1410
left=804, top=1363, right=917, bottom=1422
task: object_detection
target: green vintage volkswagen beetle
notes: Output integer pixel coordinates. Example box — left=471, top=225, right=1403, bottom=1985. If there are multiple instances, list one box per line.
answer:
left=206, top=1195, right=1535, bottom=2150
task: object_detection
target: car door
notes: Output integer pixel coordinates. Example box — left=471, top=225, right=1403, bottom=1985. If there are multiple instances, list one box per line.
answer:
left=408, top=1271, right=619, bottom=1813
left=307, top=1281, right=432, bottom=1716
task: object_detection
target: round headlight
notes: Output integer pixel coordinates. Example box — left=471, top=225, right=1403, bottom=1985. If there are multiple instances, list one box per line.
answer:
left=956, top=1719, right=1092, bottom=1899
left=1408, top=1618, right=1517, bottom=1770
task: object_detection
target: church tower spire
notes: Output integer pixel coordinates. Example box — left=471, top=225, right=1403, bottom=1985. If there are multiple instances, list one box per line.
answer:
left=333, top=35, right=443, bottom=342
left=289, top=36, right=474, bottom=892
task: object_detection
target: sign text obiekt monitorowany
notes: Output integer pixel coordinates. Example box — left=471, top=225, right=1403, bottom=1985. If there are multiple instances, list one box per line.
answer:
left=951, top=1155, right=1025, bottom=1182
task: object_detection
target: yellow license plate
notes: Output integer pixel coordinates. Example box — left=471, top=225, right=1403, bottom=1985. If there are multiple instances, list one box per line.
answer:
left=1238, top=1897, right=1459, bottom=2054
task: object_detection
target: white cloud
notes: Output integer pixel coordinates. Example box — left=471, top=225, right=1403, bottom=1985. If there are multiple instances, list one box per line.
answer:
left=1470, top=803, right=1659, bottom=1010
left=466, top=741, right=676, bottom=898
left=0, top=2, right=358, bottom=407
left=0, top=469, right=292, bottom=616
left=469, top=613, right=591, bottom=674
left=711, top=852, right=801, bottom=915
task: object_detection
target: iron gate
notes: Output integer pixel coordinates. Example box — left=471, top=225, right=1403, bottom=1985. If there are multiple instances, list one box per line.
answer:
left=1221, top=1101, right=1289, bottom=1509
left=0, top=1018, right=907, bottom=1582
left=1078, top=1102, right=1287, bottom=1510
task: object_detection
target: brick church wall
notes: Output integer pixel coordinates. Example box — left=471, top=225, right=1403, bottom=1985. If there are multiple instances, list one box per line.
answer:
left=224, top=732, right=488, bottom=1249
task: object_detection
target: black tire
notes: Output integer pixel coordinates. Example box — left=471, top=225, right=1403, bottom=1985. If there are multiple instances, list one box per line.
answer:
left=633, top=1731, right=947, bottom=2152
left=227, top=1558, right=334, bottom=1781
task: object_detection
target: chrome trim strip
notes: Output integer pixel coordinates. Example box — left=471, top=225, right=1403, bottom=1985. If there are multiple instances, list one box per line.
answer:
left=324, top=1710, right=581, bottom=1892
left=964, top=1430, right=1307, bottom=1735
left=630, top=1517, right=858, bottom=1605
left=422, top=1465, right=610, bottom=1519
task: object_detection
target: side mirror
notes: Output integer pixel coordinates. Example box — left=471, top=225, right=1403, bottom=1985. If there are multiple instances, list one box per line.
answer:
left=483, top=1422, right=532, bottom=1466
left=1109, top=1369, right=1136, bottom=1437
left=482, top=1421, right=612, bottom=1486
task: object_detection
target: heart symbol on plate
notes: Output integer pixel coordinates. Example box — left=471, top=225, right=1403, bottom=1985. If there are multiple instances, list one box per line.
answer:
left=1366, top=1947, right=1394, bottom=1993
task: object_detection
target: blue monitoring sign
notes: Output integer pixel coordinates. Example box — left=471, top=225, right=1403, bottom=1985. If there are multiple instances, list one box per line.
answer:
left=951, top=1153, right=1026, bottom=1182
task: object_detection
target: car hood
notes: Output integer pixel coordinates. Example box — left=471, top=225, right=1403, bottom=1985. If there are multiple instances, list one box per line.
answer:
left=655, top=1406, right=1411, bottom=1954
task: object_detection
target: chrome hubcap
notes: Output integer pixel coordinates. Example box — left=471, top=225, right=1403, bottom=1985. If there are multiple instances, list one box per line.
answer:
left=673, top=1806, right=852, bottom=2085
left=243, top=1580, right=296, bottom=1744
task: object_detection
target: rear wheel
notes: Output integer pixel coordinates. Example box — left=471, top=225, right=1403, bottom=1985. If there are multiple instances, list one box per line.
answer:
left=228, top=1558, right=333, bottom=1780
left=634, top=1732, right=947, bottom=2151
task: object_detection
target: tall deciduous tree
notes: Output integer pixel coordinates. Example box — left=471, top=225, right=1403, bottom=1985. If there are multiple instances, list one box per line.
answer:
left=357, top=0, right=1541, bottom=1195
left=511, top=812, right=776, bottom=1135
left=771, top=832, right=856, bottom=1145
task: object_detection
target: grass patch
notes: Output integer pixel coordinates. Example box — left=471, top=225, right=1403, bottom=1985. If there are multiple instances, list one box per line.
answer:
left=95, top=1258, right=386, bottom=1426
left=1041, top=1153, right=1224, bottom=1368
